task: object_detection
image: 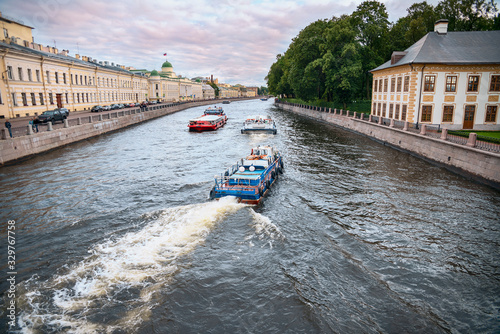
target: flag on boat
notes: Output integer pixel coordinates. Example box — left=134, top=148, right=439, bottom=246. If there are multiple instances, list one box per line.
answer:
left=163, top=53, right=167, bottom=56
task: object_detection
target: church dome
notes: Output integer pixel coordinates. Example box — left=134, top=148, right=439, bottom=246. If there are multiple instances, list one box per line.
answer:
left=162, top=61, right=173, bottom=68
left=150, top=69, right=160, bottom=76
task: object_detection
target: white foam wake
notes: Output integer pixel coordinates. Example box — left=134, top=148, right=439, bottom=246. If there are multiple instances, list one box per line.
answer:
left=17, top=197, right=246, bottom=333
left=247, top=209, right=285, bottom=248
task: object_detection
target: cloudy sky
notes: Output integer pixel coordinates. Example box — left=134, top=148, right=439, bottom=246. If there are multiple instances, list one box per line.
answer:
left=1, top=0, right=436, bottom=87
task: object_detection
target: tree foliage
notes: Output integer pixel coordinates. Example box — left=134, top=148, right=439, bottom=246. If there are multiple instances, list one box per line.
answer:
left=266, top=0, right=499, bottom=104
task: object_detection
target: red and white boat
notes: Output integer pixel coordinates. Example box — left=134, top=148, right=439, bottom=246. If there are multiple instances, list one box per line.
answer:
left=188, top=107, right=227, bottom=132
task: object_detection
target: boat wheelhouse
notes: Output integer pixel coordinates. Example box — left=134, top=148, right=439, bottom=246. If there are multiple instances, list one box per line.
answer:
left=210, top=145, right=283, bottom=205
left=241, top=115, right=277, bottom=134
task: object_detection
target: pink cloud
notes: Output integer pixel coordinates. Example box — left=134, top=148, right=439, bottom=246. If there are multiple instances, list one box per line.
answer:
left=1, top=0, right=412, bottom=86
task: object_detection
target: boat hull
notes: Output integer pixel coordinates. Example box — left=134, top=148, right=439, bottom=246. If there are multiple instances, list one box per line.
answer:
left=241, top=128, right=277, bottom=134
left=188, top=113, right=226, bottom=132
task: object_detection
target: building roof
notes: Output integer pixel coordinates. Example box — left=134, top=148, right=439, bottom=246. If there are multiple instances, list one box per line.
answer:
left=161, top=61, right=173, bottom=68
left=371, top=30, right=500, bottom=72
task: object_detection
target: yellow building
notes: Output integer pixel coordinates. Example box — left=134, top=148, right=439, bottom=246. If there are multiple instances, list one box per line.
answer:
left=141, top=61, right=203, bottom=102
left=0, top=13, right=203, bottom=119
left=370, top=20, right=500, bottom=130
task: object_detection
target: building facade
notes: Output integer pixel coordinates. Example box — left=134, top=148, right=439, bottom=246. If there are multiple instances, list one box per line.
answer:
left=370, top=20, right=500, bottom=130
left=0, top=13, right=204, bottom=119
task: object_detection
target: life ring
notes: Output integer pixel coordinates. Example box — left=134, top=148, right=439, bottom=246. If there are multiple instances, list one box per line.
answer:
left=259, top=187, right=264, bottom=197
left=266, top=180, right=271, bottom=189
left=209, top=187, right=216, bottom=200
left=271, top=171, right=276, bottom=180
left=279, top=160, right=284, bottom=170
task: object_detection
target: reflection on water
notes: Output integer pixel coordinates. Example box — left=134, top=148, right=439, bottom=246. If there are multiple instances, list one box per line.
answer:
left=1, top=99, right=499, bottom=333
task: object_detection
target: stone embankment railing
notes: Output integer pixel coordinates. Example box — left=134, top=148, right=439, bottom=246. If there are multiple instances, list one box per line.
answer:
left=277, top=100, right=500, bottom=153
left=0, top=98, right=254, bottom=165
left=276, top=99, right=500, bottom=188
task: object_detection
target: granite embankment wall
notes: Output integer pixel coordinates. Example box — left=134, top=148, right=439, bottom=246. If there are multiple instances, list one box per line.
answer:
left=0, top=99, right=248, bottom=165
left=276, top=102, right=500, bottom=189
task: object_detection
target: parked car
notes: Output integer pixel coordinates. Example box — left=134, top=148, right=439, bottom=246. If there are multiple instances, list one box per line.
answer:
left=91, top=105, right=103, bottom=112
left=118, top=104, right=125, bottom=109
left=102, top=105, right=111, bottom=111
left=126, top=103, right=135, bottom=108
left=110, top=104, right=120, bottom=110
left=38, top=110, right=66, bottom=124
left=55, top=108, right=69, bottom=117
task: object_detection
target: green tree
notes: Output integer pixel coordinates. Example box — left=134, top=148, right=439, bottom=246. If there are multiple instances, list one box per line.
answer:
left=436, top=0, right=499, bottom=31
left=208, top=81, right=219, bottom=97
left=286, top=19, right=329, bottom=101
left=351, top=1, right=391, bottom=99
left=321, top=16, right=363, bottom=109
left=266, top=53, right=293, bottom=97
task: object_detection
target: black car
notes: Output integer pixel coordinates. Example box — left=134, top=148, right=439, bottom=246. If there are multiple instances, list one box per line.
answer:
left=38, top=110, right=66, bottom=124
left=91, top=105, right=103, bottom=112
left=55, top=108, right=69, bottom=117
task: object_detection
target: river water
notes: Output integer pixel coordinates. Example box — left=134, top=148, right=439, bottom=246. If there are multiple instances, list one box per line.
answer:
left=0, top=99, right=499, bottom=333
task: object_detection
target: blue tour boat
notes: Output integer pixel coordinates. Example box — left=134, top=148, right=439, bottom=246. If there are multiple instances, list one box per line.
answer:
left=209, top=145, right=283, bottom=205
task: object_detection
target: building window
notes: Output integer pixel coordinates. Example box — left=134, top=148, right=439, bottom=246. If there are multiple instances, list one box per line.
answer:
left=39, top=93, right=44, bottom=105
left=373, top=79, right=377, bottom=92
left=18, top=67, right=23, bottom=81
left=490, top=75, right=500, bottom=91
left=80, top=75, right=83, bottom=85
left=395, top=104, right=400, bottom=119
left=485, top=106, right=497, bottom=122
left=55, top=72, right=59, bottom=83
left=36, top=70, right=40, bottom=82
left=372, top=103, right=376, bottom=114
left=389, top=104, right=394, bottom=118
left=21, top=93, right=28, bottom=106
left=424, top=75, right=435, bottom=92
left=46, top=71, right=50, bottom=83
left=377, top=103, right=381, bottom=116
left=390, top=78, right=396, bottom=92
left=382, top=103, right=387, bottom=117
left=443, top=105, right=454, bottom=122
left=85, top=76, right=88, bottom=85
left=28, top=69, right=32, bottom=81
left=384, top=78, right=388, bottom=92
left=12, top=93, right=17, bottom=106
left=31, top=93, right=36, bottom=105
left=63, top=73, right=67, bottom=84
left=445, top=76, right=457, bottom=92
left=403, top=76, right=409, bottom=92
left=421, top=105, right=432, bottom=122
left=65, top=93, right=69, bottom=103
left=397, top=77, right=402, bottom=92
left=3, top=28, right=8, bottom=38
left=49, top=93, right=54, bottom=105
left=378, top=79, right=383, bottom=92
left=468, top=75, right=479, bottom=92
left=71, top=74, right=73, bottom=84
left=402, top=105, right=407, bottom=121
left=7, top=66, right=13, bottom=80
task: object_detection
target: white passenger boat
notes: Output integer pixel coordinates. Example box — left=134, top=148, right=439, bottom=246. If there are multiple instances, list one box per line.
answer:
left=241, top=115, right=277, bottom=134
